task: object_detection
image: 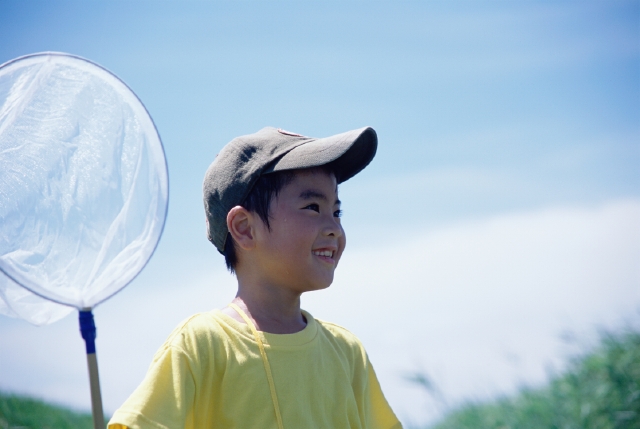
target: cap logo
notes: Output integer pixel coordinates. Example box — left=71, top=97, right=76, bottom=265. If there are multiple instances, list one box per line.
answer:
left=277, top=128, right=306, bottom=137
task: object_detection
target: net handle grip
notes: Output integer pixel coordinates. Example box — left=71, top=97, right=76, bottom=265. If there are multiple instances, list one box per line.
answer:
left=79, top=309, right=106, bottom=429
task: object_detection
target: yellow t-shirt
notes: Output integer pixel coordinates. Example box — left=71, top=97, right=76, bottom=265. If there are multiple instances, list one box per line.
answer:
left=109, top=310, right=402, bottom=429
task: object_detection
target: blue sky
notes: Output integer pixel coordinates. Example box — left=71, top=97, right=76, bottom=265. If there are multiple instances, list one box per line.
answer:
left=0, top=1, right=638, bottom=425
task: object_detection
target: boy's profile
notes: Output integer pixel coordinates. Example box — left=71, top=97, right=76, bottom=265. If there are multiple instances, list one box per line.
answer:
left=109, top=127, right=402, bottom=428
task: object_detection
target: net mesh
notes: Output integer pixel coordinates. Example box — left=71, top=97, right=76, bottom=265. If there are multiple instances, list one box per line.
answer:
left=0, top=53, right=168, bottom=314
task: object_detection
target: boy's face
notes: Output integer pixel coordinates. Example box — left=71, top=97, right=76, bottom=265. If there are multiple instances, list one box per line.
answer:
left=253, top=168, right=345, bottom=294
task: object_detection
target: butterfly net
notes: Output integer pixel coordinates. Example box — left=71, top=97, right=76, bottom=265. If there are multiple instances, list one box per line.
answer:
left=0, top=53, right=168, bottom=318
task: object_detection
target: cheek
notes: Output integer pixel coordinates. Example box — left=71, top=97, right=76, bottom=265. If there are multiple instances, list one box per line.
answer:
left=272, top=220, right=315, bottom=253
left=336, top=229, right=347, bottom=261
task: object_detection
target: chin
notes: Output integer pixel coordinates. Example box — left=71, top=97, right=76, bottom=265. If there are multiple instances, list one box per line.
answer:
left=315, top=282, right=332, bottom=291
left=299, top=279, right=333, bottom=293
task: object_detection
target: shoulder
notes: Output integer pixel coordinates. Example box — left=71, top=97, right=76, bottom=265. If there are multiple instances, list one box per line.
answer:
left=153, top=311, right=231, bottom=362
left=315, top=318, right=361, bottom=344
left=166, top=312, right=221, bottom=341
left=314, top=317, right=368, bottom=363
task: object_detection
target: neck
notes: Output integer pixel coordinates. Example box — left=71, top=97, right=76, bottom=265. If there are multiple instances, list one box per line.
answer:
left=225, top=278, right=307, bottom=334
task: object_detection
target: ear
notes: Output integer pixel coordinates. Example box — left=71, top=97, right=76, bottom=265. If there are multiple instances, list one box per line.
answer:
left=227, top=206, right=256, bottom=250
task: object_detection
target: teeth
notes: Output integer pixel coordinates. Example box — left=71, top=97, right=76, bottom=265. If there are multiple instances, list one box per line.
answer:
left=313, top=250, right=333, bottom=257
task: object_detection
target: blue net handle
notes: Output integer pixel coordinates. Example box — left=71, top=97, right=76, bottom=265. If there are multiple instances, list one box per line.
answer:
left=79, top=310, right=97, bottom=354
left=78, top=309, right=105, bottom=429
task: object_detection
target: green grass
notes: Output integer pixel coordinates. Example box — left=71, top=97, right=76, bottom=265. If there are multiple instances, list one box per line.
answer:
left=0, top=392, right=97, bottom=429
left=427, top=329, right=640, bottom=429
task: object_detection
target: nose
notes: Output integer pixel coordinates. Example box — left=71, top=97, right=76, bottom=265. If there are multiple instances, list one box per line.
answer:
left=323, top=214, right=344, bottom=238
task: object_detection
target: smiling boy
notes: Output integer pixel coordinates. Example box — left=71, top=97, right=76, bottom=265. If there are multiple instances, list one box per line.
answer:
left=109, top=127, right=402, bottom=429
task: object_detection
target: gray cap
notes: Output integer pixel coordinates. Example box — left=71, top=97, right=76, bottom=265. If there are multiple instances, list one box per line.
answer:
left=203, top=126, right=377, bottom=253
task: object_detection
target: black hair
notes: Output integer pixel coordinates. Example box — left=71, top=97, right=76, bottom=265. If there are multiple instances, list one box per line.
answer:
left=223, top=165, right=336, bottom=274
left=223, top=170, right=296, bottom=273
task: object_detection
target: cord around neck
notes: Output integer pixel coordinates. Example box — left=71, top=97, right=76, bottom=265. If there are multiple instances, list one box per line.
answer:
left=228, top=303, right=285, bottom=429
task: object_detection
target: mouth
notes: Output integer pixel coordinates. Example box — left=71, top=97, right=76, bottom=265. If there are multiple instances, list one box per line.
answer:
left=312, top=249, right=335, bottom=261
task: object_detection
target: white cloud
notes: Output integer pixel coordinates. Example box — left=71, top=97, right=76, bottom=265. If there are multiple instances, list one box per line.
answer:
left=0, top=199, right=638, bottom=426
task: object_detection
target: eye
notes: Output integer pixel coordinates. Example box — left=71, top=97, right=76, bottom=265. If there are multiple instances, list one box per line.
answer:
left=304, top=203, right=320, bottom=212
left=334, top=209, right=343, bottom=218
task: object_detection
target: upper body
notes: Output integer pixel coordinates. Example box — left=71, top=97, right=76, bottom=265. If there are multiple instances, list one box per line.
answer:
left=108, top=309, right=401, bottom=429
left=108, top=127, right=401, bottom=428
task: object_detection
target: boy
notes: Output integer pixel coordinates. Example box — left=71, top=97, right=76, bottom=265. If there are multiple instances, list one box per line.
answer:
left=109, top=127, right=402, bottom=429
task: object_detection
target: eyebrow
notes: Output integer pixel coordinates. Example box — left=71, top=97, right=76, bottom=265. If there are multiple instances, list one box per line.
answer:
left=299, top=190, right=341, bottom=206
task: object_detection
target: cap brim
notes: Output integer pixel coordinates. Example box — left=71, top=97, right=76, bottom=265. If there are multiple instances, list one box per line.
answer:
left=265, top=127, right=377, bottom=183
